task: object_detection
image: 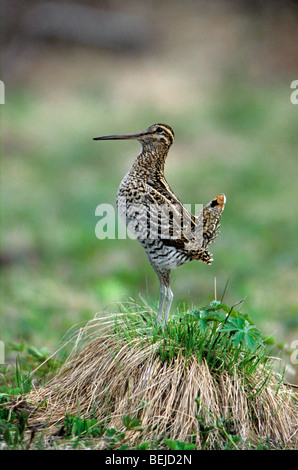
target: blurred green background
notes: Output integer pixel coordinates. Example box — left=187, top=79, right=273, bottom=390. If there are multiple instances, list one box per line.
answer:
left=2, top=1, right=298, bottom=365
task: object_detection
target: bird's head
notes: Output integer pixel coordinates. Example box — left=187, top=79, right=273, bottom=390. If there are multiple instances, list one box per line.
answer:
left=93, top=123, right=174, bottom=149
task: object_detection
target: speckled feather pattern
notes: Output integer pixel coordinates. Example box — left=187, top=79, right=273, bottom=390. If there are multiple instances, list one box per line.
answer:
left=116, top=124, right=225, bottom=285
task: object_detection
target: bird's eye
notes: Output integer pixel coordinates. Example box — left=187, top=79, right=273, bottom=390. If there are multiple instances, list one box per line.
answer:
left=156, top=127, right=163, bottom=133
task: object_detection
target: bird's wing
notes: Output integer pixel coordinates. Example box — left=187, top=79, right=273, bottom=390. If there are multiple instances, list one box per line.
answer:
left=117, top=179, right=225, bottom=253
left=144, top=181, right=226, bottom=250
left=117, top=179, right=194, bottom=245
left=144, top=182, right=196, bottom=248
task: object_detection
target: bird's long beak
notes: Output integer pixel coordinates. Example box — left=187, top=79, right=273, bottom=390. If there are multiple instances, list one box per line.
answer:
left=93, top=131, right=146, bottom=141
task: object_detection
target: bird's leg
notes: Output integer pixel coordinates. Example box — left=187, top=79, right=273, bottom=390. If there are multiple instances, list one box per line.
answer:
left=154, top=268, right=171, bottom=326
left=156, top=283, right=166, bottom=325
left=163, top=286, right=173, bottom=327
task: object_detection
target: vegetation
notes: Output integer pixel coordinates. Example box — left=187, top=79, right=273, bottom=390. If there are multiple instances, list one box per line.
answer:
left=1, top=301, right=296, bottom=450
left=2, top=80, right=298, bottom=351
left=2, top=2, right=297, bottom=451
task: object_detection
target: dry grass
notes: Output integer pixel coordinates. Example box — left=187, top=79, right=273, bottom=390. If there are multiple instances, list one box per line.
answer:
left=9, top=309, right=297, bottom=449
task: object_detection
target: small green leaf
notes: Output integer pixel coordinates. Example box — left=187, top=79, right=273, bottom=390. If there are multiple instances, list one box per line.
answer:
left=232, top=331, right=244, bottom=346
left=27, top=346, right=48, bottom=360
left=165, top=439, right=196, bottom=450
left=105, top=428, right=117, bottom=437
left=135, top=442, right=149, bottom=450
left=122, top=415, right=142, bottom=430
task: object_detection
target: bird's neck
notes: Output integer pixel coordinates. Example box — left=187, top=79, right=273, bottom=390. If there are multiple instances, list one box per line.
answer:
left=131, top=143, right=169, bottom=179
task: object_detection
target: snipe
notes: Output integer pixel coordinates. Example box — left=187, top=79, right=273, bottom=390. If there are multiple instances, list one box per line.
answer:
left=94, top=124, right=226, bottom=326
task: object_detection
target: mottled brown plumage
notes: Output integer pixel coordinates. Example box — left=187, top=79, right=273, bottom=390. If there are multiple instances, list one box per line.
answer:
left=93, top=124, right=226, bottom=325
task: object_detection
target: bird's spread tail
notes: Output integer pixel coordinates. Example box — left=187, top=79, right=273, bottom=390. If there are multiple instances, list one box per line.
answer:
left=189, top=193, right=226, bottom=264
left=190, top=248, right=213, bottom=265
left=202, top=193, right=226, bottom=247
left=210, top=193, right=226, bottom=211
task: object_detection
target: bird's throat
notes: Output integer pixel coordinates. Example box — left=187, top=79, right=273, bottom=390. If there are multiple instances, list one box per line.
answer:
left=132, top=144, right=169, bottom=179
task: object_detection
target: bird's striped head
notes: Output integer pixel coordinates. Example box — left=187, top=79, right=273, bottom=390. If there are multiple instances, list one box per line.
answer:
left=93, top=123, right=174, bottom=148
left=143, top=123, right=175, bottom=147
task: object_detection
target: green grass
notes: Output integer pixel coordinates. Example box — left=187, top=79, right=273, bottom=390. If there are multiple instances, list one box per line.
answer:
left=0, top=300, right=294, bottom=450
left=2, top=56, right=298, bottom=424
left=2, top=79, right=298, bottom=354
left=114, top=300, right=265, bottom=375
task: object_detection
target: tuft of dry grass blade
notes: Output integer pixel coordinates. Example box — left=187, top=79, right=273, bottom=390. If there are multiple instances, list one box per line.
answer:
left=8, top=309, right=298, bottom=449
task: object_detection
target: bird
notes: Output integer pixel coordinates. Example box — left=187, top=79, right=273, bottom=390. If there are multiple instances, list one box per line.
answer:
left=93, top=123, right=226, bottom=326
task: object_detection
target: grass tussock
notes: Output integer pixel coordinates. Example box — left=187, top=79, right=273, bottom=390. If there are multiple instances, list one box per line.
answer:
left=6, top=301, right=298, bottom=450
